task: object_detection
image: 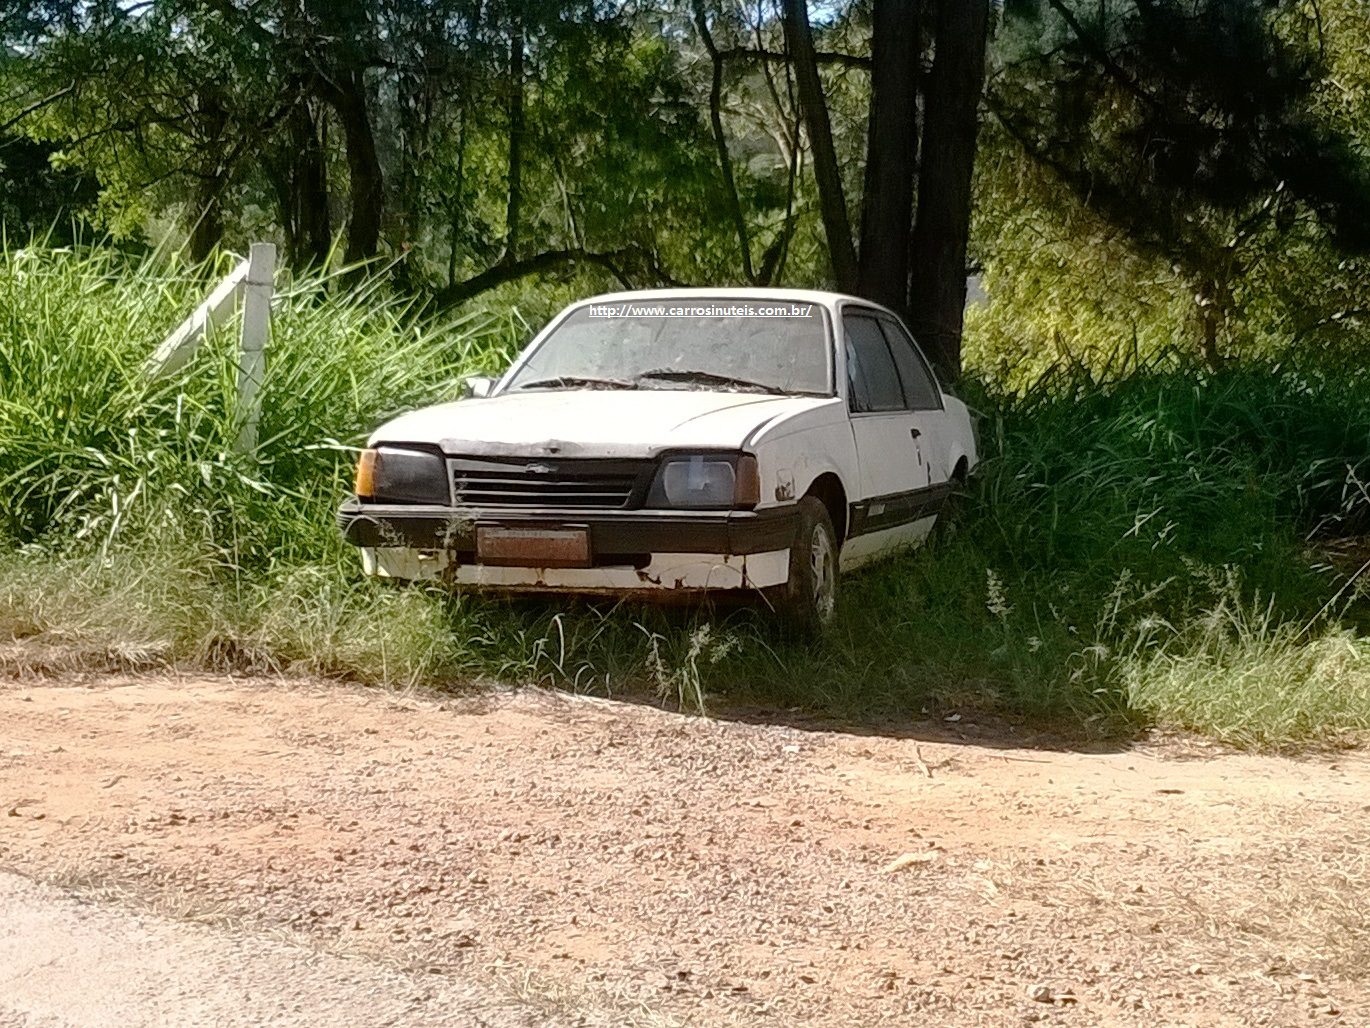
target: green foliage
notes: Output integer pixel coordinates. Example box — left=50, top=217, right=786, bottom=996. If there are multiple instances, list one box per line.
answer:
left=1122, top=612, right=1370, bottom=751
left=3, top=245, right=1370, bottom=749
left=0, top=1, right=822, bottom=290
left=2, top=2, right=278, bottom=245
left=4, top=0, right=1369, bottom=349
left=0, top=245, right=515, bottom=554
left=977, top=0, right=1370, bottom=368
left=689, top=356, right=1370, bottom=737
left=0, top=136, right=97, bottom=241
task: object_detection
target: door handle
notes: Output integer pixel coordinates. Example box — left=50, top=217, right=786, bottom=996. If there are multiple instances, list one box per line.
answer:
left=909, top=427, right=922, bottom=440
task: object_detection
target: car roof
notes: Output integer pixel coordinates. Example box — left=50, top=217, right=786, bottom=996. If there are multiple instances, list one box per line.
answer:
left=575, top=286, right=891, bottom=312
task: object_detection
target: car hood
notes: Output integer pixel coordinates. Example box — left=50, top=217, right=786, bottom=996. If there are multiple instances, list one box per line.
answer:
left=370, top=389, right=838, bottom=457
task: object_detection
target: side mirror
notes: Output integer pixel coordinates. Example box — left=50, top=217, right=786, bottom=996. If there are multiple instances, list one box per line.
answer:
left=461, top=375, right=496, bottom=399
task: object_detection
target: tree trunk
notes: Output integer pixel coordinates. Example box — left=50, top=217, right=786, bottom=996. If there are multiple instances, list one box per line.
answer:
left=1196, top=274, right=1230, bottom=370
left=781, top=0, right=858, bottom=292
left=292, top=100, right=331, bottom=269
left=758, top=127, right=801, bottom=286
left=502, top=20, right=525, bottom=263
left=188, top=93, right=227, bottom=264
left=858, top=0, right=922, bottom=313
left=695, top=2, right=755, bottom=282
left=321, top=69, right=384, bottom=264
left=1200, top=300, right=1222, bottom=370
left=448, top=108, right=468, bottom=289
left=269, top=169, right=296, bottom=270
left=392, top=41, right=429, bottom=290
left=266, top=102, right=329, bottom=272
left=188, top=175, right=225, bottom=265
left=907, top=0, right=990, bottom=379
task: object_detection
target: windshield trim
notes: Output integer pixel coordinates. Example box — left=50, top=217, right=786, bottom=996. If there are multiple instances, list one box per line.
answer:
left=495, top=295, right=837, bottom=399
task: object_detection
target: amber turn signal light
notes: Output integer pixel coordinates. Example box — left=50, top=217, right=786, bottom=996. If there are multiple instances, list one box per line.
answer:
left=735, top=453, right=761, bottom=508
left=354, top=448, right=378, bottom=498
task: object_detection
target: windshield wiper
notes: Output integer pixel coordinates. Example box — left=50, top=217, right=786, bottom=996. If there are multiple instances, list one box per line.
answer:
left=517, top=375, right=640, bottom=391
left=637, top=368, right=787, bottom=395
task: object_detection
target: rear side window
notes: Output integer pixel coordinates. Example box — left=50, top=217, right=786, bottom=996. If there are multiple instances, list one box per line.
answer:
left=879, top=316, right=942, bottom=410
left=844, top=314, right=904, bottom=413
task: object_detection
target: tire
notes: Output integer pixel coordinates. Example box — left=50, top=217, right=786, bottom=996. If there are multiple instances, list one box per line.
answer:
left=933, top=465, right=969, bottom=542
left=775, top=496, right=840, bottom=635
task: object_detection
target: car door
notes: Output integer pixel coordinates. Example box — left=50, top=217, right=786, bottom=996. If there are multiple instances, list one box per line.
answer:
left=840, top=308, right=927, bottom=563
left=875, top=313, right=954, bottom=492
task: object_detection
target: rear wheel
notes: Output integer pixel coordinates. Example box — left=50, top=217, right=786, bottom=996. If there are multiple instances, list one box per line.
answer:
left=775, top=497, right=839, bottom=635
left=934, top=462, right=970, bottom=541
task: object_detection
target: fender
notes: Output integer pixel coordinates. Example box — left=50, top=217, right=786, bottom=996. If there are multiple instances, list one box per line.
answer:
left=750, top=412, right=856, bottom=512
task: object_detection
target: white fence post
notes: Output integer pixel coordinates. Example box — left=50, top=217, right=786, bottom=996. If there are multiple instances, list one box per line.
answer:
left=235, top=242, right=276, bottom=454
left=145, top=258, right=250, bottom=378
left=145, top=242, right=277, bottom=457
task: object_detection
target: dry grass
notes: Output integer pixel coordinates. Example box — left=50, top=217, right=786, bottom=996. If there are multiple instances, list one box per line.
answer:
left=489, top=962, right=694, bottom=1028
left=20, top=860, right=253, bottom=931
left=998, top=823, right=1370, bottom=985
left=0, top=640, right=172, bottom=680
left=1251, top=853, right=1370, bottom=978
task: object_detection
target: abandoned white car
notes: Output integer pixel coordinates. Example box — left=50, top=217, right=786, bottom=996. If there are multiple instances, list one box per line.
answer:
left=338, top=289, right=977, bottom=629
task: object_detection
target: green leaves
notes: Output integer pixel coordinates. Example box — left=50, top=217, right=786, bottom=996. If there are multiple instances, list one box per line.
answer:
left=0, top=244, right=511, bottom=556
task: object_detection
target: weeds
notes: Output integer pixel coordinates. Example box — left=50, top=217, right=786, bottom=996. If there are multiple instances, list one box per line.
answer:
left=644, top=623, right=742, bottom=714
left=2, top=245, right=1370, bottom=748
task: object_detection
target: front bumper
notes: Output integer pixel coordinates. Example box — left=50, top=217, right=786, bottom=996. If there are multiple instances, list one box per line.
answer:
left=336, top=501, right=800, bottom=593
left=358, top=547, right=791, bottom=592
left=337, top=501, right=798, bottom=557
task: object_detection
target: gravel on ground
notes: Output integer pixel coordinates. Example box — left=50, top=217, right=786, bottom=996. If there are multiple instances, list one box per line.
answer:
left=1, top=669, right=1366, bottom=1026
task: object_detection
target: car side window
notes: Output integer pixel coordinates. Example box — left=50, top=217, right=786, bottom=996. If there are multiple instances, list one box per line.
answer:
left=843, top=313, right=905, bottom=413
left=878, top=316, right=942, bottom=411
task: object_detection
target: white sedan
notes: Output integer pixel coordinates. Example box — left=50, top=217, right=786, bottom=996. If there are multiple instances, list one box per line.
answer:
left=339, top=289, right=977, bottom=630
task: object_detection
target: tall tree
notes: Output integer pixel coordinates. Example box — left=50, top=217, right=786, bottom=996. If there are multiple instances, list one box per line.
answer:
left=781, top=0, right=992, bottom=376
left=298, top=0, right=385, bottom=263
left=781, top=0, right=859, bottom=292
left=908, top=0, right=991, bottom=376
left=693, top=0, right=755, bottom=282
left=857, top=0, right=922, bottom=315
left=501, top=13, right=526, bottom=263
left=264, top=98, right=332, bottom=271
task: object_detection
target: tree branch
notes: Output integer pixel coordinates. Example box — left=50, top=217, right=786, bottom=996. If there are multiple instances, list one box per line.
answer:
left=1044, top=0, right=1159, bottom=111
left=694, top=1, right=754, bottom=282
left=715, top=46, right=870, bottom=70
left=0, top=82, right=74, bottom=134
left=435, top=248, right=638, bottom=308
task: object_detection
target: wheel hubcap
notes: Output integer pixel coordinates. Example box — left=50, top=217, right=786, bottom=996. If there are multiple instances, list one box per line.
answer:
left=809, top=525, right=836, bottom=623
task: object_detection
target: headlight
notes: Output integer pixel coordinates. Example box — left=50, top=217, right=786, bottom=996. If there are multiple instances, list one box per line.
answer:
left=649, top=453, right=760, bottom=510
left=355, top=446, right=449, bottom=504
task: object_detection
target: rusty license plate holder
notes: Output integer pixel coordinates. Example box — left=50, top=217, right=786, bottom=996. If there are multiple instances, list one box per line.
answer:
left=475, top=526, right=592, bottom=568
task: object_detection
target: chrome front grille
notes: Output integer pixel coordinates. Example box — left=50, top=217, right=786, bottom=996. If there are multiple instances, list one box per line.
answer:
left=448, top=457, right=651, bottom=509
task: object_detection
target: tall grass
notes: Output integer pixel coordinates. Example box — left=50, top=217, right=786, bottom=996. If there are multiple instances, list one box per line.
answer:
left=0, top=246, right=511, bottom=559
left=3, top=245, right=1370, bottom=748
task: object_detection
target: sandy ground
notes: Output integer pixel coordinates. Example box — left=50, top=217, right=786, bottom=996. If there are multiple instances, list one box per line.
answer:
left=1, top=669, right=1367, bottom=1027
left=0, top=870, right=561, bottom=1028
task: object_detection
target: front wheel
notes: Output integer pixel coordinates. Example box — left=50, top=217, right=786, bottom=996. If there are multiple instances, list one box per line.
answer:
left=774, top=497, right=839, bottom=635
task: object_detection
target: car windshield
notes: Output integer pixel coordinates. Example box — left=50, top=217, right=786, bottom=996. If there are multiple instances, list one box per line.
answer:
left=504, top=299, right=831, bottom=396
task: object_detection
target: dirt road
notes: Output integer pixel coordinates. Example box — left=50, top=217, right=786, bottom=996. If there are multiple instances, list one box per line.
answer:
left=1, top=670, right=1367, bottom=1026
left=0, top=870, right=562, bottom=1028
